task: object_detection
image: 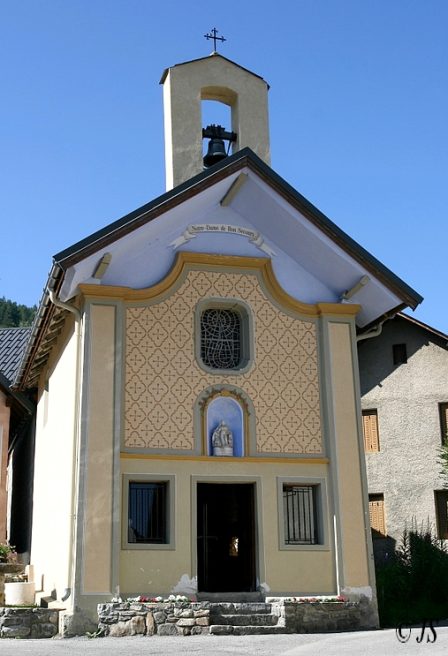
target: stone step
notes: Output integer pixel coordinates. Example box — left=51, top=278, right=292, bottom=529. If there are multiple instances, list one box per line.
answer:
left=209, top=602, right=273, bottom=615
left=210, top=624, right=289, bottom=636
left=197, top=592, right=263, bottom=603
left=211, top=613, right=279, bottom=626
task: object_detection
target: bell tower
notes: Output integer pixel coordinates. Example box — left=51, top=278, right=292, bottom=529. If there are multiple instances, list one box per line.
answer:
left=160, top=53, right=270, bottom=190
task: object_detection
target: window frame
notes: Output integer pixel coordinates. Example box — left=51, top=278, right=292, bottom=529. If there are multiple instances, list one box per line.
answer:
left=122, top=474, right=175, bottom=550
left=368, top=493, right=386, bottom=539
left=277, top=477, right=329, bottom=551
left=362, top=409, right=380, bottom=453
left=195, top=298, right=254, bottom=375
left=435, top=490, right=448, bottom=540
left=392, top=343, right=408, bottom=365
left=439, top=403, right=448, bottom=444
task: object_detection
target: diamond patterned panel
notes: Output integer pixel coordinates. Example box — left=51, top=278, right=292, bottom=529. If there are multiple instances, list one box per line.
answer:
left=125, top=269, right=322, bottom=454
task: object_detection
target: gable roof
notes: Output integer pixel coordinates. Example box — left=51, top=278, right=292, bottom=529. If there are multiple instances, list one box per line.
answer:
left=159, top=52, right=268, bottom=86
left=53, top=148, right=422, bottom=309
left=16, top=147, right=422, bottom=390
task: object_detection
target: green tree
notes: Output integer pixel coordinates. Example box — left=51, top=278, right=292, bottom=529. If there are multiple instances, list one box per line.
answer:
left=0, top=297, right=36, bottom=328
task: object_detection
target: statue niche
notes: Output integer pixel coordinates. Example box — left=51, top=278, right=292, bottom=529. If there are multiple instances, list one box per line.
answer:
left=206, top=393, right=245, bottom=457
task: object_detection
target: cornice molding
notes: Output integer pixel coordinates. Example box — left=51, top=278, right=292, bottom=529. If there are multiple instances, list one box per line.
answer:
left=79, top=252, right=360, bottom=320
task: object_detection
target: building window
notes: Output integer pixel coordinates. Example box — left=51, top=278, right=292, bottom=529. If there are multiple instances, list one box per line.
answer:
left=201, top=308, right=241, bottom=369
left=122, top=475, right=175, bottom=549
left=369, top=494, right=386, bottom=538
left=128, top=482, right=167, bottom=544
left=362, top=409, right=380, bottom=452
left=196, top=300, right=252, bottom=374
left=439, top=403, right=448, bottom=443
left=435, top=490, right=448, bottom=539
left=283, top=484, right=318, bottom=545
left=393, top=343, right=407, bottom=365
left=278, top=477, right=328, bottom=550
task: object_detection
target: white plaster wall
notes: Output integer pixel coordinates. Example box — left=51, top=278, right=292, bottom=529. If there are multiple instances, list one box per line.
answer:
left=358, top=317, right=448, bottom=549
left=31, top=319, right=78, bottom=602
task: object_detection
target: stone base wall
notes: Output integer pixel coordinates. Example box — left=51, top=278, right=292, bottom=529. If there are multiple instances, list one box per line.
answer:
left=0, top=608, right=59, bottom=639
left=98, top=597, right=378, bottom=636
left=98, top=601, right=210, bottom=637
left=270, top=598, right=378, bottom=633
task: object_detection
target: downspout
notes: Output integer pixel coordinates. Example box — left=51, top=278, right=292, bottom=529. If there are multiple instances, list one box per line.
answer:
left=49, top=290, right=82, bottom=604
left=356, top=315, right=391, bottom=343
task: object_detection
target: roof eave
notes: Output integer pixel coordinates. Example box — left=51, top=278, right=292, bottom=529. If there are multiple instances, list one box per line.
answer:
left=397, top=312, right=448, bottom=343
left=14, top=263, right=65, bottom=391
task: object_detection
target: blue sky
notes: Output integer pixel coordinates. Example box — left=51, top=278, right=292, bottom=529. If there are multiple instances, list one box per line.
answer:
left=1, top=1, right=447, bottom=331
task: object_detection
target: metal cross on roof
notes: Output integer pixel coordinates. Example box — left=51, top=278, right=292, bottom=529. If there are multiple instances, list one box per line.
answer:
left=204, top=27, right=226, bottom=52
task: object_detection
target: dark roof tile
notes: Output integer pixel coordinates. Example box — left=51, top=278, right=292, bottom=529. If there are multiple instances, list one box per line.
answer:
left=0, top=327, right=31, bottom=385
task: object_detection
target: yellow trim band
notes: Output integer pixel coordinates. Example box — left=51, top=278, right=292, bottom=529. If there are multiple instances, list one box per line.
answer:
left=80, top=252, right=360, bottom=318
left=121, top=452, right=329, bottom=465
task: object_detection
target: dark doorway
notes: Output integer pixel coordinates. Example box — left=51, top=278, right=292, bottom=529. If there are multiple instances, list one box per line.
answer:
left=197, top=483, right=256, bottom=592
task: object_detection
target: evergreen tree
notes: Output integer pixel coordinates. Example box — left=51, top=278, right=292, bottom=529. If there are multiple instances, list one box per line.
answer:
left=0, top=297, right=36, bottom=328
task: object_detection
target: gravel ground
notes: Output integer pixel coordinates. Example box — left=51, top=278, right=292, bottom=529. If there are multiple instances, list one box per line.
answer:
left=0, top=626, right=447, bottom=656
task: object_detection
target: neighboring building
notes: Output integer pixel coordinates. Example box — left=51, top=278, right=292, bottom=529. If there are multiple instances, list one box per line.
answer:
left=358, top=313, right=448, bottom=560
left=14, top=53, right=422, bottom=633
left=0, top=327, right=35, bottom=553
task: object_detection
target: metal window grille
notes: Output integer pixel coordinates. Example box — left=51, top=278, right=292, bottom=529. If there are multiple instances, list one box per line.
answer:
left=128, top=482, right=167, bottom=544
left=201, top=308, right=241, bottom=369
left=283, top=485, right=318, bottom=545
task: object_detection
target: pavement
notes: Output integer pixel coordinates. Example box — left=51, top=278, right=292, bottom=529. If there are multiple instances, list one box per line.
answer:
left=0, top=625, right=447, bottom=656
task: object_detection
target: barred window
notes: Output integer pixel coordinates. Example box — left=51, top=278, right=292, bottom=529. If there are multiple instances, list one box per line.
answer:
left=128, top=482, right=168, bottom=544
left=200, top=308, right=242, bottom=370
left=283, top=484, right=318, bottom=545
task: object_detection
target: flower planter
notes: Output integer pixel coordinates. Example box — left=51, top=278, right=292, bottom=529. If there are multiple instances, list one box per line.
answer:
left=0, top=563, right=25, bottom=606
left=5, top=581, right=35, bottom=606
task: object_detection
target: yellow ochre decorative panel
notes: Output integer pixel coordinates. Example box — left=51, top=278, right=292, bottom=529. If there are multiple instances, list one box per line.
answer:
left=125, top=269, right=322, bottom=454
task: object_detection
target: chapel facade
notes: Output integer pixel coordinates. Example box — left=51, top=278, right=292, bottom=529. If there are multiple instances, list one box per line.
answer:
left=15, top=53, right=422, bottom=633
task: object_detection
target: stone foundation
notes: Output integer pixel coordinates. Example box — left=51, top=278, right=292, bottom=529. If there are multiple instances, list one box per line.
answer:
left=270, top=596, right=378, bottom=633
left=98, top=596, right=378, bottom=636
left=0, top=607, right=59, bottom=639
left=97, top=601, right=210, bottom=637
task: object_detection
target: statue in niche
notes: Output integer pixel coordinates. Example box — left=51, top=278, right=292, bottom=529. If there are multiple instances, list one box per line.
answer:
left=212, top=420, right=233, bottom=456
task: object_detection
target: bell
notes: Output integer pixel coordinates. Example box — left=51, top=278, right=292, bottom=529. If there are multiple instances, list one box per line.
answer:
left=203, top=137, right=227, bottom=168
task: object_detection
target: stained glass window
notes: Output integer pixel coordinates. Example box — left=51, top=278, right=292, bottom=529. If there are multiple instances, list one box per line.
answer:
left=200, top=308, right=241, bottom=370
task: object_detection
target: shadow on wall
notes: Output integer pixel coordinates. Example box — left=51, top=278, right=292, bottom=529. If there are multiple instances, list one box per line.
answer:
left=357, top=316, right=445, bottom=396
left=372, top=534, right=396, bottom=567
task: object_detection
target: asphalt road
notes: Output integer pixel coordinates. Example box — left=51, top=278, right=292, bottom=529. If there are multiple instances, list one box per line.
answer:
left=0, top=626, right=447, bottom=656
